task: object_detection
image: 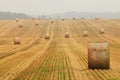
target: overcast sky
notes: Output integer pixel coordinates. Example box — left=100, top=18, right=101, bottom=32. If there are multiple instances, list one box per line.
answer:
left=0, top=0, right=120, bottom=15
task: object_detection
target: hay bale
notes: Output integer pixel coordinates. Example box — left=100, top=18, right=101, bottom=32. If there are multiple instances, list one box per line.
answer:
left=65, top=32, right=69, bottom=38
left=32, top=18, right=35, bottom=20
left=35, top=22, right=39, bottom=26
left=83, top=31, right=88, bottom=37
left=14, top=37, right=20, bottom=45
left=100, top=28, right=105, bottom=34
left=88, top=43, right=110, bottom=69
left=45, top=34, right=50, bottom=39
left=62, top=18, right=65, bottom=21
left=51, top=21, right=54, bottom=23
left=16, top=18, right=19, bottom=22
left=81, top=17, right=85, bottom=20
left=72, top=17, right=76, bottom=20
left=19, top=23, right=23, bottom=28
left=95, top=17, right=101, bottom=20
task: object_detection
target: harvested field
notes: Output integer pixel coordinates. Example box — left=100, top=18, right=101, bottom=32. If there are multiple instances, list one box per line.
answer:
left=0, top=19, right=120, bottom=80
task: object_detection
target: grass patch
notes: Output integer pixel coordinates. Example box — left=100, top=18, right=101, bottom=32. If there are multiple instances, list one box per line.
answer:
left=41, top=67, right=50, bottom=73
left=59, top=72, right=66, bottom=80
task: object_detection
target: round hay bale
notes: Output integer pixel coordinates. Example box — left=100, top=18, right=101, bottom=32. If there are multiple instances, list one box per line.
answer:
left=81, top=17, right=85, bottom=20
left=95, top=17, right=99, bottom=20
left=95, top=17, right=101, bottom=20
left=83, top=31, right=88, bottom=37
left=19, top=24, right=23, bottom=28
left=88, top=43, right=110, bottom=69
left=72, top=17, right=76, bottom=20
left=14, top=37, right=20, bottom=45
left=65, top=32, right=69, bottom=38
left=45, top=34, right=50, bottom=39
left=51, top=21, right=54, bottom=23
left=32, top=18, right=35, bottom=20
left=62, top=18, right=65, bottom=21
left=16, top=18, right=19, bottom=22
left=100, top=28, right=105, bottom=34
left=35, top=22, right=39, bottom=26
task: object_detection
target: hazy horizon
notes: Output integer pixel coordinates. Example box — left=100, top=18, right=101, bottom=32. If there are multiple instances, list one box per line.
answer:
left=0, top=0, right=120, bottom=15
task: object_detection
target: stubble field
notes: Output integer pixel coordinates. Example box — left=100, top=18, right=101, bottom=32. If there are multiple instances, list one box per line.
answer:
left=0, top=19, right=120, bottom=80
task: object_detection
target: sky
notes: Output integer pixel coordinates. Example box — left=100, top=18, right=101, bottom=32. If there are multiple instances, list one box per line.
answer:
left=0, top=0, right=120, bottom=15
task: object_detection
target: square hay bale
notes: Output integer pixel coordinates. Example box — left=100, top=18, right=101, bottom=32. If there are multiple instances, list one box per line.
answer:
left=83, top=31, right=88, bottom=37
left=88, top=43, right=110, bottom=69
left=65, top=32, right=69, bottom=38
left=100, top=28, right=105, bottom=34
left=45, top=34, right=50, bottom=39
left=14, top=37, right=20, bottom=45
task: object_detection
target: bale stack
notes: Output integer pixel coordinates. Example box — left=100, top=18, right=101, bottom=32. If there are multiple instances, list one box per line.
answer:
left=83, top=31, right=88, bottom=37
left=45, top=34, right=50, bottom=39
left=65, top=32, right=69, bottom=38
left=14, top=37, right=21, bottom=45
left=88, top=43, right=110, bottom=69
left=99, top=28, right=105, bottom=34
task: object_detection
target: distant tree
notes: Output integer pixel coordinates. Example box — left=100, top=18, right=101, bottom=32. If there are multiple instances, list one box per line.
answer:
left=0, top=11, right=31, bottom=20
